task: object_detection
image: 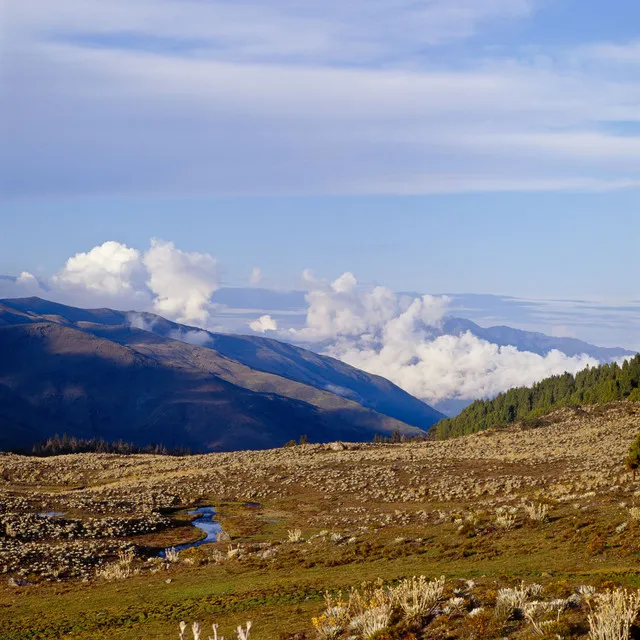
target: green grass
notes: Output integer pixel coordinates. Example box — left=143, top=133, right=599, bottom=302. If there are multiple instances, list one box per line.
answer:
left=3, top=406, right=640, bottom=638
left=4, top=501, right=640, bottom=639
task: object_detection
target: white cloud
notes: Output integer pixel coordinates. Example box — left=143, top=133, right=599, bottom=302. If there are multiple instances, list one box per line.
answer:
left=294, top=272, right=448, bottom=342
left=330, top=331, right=597, bottom=402
left=290, top=271, right=598, bottom=403
left=249, top=314, right=278, bottom=333
left=0, top=248, right=625, bottom=403
left=2, top=240, right=221, bottom=326
left=331, top=272, right=357, bottom=294
left=16, top=272, right=45, bottom=295
left=168, top=327, right=212, bottom=346
left=126, top=312, right=157, bottom=332
left=143, top=239, right=219, bottom=325
left=52, top=240, right=144, bottom=297
left=7, top=0, right=534, bottom=64
left=0, top=272, right=46, bottom=299
left=4, top=0, right=640, bottom=197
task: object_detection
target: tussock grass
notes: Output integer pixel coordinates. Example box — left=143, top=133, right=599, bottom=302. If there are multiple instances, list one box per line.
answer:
left=3, top=403, right=640, bottom=638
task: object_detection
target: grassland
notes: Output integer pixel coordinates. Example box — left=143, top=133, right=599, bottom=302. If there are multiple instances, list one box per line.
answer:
left=3, top=403, right=640, bottom=639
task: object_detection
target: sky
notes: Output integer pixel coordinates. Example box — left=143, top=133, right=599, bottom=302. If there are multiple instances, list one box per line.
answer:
left=2, top=0, right=640, bottom=296
left=2, top=1, right=640, bottom=404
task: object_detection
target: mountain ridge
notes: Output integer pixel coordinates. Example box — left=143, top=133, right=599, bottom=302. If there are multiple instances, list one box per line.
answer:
left=0, top=297, right=441, bottom=452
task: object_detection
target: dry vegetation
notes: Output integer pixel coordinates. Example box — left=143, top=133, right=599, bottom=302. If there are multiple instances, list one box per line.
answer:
left=3, top=403, right=640, bottom=638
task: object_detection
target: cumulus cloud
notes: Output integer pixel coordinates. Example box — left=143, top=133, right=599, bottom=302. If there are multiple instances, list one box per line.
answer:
left=143, top=239, right=219, bottom=325
left=3, top=239, right=221, bottom=327
left=291, top=271, right=598, bottom=403
left=51, top=241, right=150, bottom=309
left=0, top=272, right=46, bottom=299
left=295, top=272, right=448, bottom=343
left=0, top=247, right=608, bottom=405
left=53, top=241, right=142, bottom=294
left=329, top=332, right=597, bottom=402
left=249, top=314, right=278, bottom=333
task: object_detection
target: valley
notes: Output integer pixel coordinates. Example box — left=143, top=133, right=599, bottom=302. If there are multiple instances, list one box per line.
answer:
left=2, top=403, right=640, bottom=638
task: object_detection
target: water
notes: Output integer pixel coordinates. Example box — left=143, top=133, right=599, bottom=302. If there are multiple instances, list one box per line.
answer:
left=166, top=506, right=224, bottom=554
left=38, top=511, right=64, bottom=518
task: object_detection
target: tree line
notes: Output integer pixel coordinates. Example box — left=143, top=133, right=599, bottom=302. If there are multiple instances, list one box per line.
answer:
left=435, top=354, right=640, bottom=440
left=25, top=433, right=192, bottom=456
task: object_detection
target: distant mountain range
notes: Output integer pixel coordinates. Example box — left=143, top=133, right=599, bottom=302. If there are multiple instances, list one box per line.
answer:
left=0, top=297, right=442, bottom=452
left=439, top=317, right=633, bottom=361
left=210, top=287, right=634, bottom=359
left=2, top=279, right=633, bottom=360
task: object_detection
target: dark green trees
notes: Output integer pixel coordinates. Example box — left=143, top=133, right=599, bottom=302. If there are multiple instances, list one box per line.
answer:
left=435, top=354, right=640, bottom=440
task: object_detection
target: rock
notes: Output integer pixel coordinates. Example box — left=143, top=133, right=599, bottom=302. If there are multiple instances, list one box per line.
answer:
left=8, top=577, right=31, bottom=587
left=217, top=531, right=231, bottom=542
left=329, top=442, right=345, bottom=451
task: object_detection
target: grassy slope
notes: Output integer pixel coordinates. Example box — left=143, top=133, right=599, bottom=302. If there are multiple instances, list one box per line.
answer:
left=2, top=403, right=640, bottom=639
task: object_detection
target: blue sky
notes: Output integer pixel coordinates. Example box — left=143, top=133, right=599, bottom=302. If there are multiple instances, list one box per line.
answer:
left=3, top=196, right=640, bottom=300
left=2, top=0, right=640, bottom=300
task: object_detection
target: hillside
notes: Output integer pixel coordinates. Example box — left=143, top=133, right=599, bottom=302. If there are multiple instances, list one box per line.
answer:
left=436, top=353, right=640, bottom=439
left=0, top=298, right=440, bottom=452
left=3, top=403, right=640, bottom=638
left=1, top=297, right=443, bottom=430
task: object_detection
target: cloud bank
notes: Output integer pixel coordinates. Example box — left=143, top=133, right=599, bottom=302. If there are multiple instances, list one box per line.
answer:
left=291, top=273, right=598, bottom=402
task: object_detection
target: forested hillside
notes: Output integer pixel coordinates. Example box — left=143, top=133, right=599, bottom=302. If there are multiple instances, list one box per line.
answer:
left=435, top=354, right=640, bottom=439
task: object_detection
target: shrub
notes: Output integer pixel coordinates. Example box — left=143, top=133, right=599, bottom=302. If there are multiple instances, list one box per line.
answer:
left=96, top=549, right=138, bottom=581
left=523, top=503, right=549, bottom=522
left=392, top=575, right=445, bottom=623
left=179, top=621, right=252, bottom=640
left=287, top=529, right=303, bottom=542
left=588, top=589, right=640, bottom=640
left=495, top=511, right=517, bottom=531
left=164, top=547, right=180, bottom=563
left=495, top=582, right=543, bottom=622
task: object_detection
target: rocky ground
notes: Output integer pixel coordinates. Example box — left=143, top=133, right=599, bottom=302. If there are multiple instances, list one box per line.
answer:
left=2, top=403, right=640, bottom=639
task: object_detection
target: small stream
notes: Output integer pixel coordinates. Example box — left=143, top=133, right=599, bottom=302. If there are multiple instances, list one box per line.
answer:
left=166, top=506, right=224, bottom=554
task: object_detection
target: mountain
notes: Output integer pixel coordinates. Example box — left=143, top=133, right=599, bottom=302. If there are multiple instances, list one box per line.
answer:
left=0, top=297, right=442, bottom=452
left=440, top=317, right=633, bottom=361
left=435, top=353, right=640, bottom=440
left=210, top=287, right=634, bottom=360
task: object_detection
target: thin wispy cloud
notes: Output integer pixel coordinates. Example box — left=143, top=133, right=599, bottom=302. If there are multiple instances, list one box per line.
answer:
left=4, top=0, right=640, bottom=197
left=7, top=0, right=533, bottom=63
